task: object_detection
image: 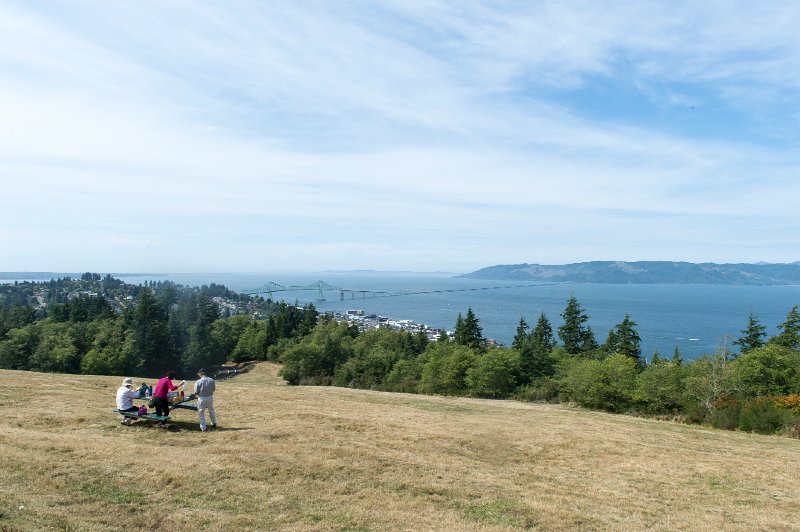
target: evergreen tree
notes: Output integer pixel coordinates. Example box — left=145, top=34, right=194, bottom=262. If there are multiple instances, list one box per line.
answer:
left=558, top=296, right=590, bottom=355
left=183, top=291, right=221, bottom=372
left=412, top=328, right=429, bottom=355
left=672, top=346, right=682, bottom=366
left=129, top=288, right=175, bottom=377
left=530, top=312, right=555, bottom=352
left=733, top=310, right=767, bottom=354
left=518, top=340, right=555, bottom=384
left=580, top=326, right=598, bottom=353
left=772, top=305, right=800, bottom=349
left=604, top=314, right=641, bottom=363
left=437, top=329, right=449, bottom=343
left=512, top=317, right=529, bottom=351
left=454, top=308, right=484, bottom=350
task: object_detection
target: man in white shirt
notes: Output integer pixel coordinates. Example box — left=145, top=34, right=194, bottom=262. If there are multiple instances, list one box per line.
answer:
left=116, top=377, right=140, bottom=425
left=193, top=368, right=217, bottom=432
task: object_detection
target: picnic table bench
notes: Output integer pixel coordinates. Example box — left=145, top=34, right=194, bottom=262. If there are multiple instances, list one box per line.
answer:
left=113, top=409, right=170, bottom=423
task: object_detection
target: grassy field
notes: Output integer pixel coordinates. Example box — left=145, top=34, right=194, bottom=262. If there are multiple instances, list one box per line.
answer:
left=1, top=363, right=799, bottom=531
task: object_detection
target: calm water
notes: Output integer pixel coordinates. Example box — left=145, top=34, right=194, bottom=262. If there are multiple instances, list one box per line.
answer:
left=111, top=272, right=800, bottom=360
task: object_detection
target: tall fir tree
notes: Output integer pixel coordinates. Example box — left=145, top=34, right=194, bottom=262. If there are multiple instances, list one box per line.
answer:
left=512, top=317, right=529, bottom=351
left=733, top=310, right=767, bottom=354
left=129, top=287, right=175, bottom=377
left=558, top=296, right=590, bottom=355
left=454, top=308, right=484, bottom=350
left=530, top=312, right=555, bottom=352
left=772, top=305, right=800, bottom=349
left=605, top=314, right=642, bottom=362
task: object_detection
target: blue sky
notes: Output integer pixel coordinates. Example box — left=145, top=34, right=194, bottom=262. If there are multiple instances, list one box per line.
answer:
left=2, top=1, right=800, bottom=273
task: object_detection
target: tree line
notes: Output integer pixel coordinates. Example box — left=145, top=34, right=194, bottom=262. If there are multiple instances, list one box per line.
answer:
left=2, top=276, right=799, bottom=435
left=0, top=275, right=317, bottom=378
left=276, top=297, right=800, bottom=437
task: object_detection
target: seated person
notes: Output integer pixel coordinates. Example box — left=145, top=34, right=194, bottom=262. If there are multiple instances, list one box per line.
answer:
left=116, top=377, right=140, bottom=425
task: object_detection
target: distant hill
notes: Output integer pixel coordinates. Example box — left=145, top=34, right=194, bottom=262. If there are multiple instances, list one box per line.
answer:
left=460, top=261, right=800, bottom=285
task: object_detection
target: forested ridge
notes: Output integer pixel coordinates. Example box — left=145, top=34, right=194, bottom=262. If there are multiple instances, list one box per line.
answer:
left=2, top=274, right=799, bottom=436
left=0, top=273, right=318, bottom=378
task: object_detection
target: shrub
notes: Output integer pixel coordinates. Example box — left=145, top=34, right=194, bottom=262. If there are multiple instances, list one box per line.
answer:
left=513, top=377, right=560, bottom=403
left=738, top=397, right=794, bottom=434
left=559, top=354, right=639, bottom=412
left=731, top=345, right=799, bottom=398
left=466, top=348, right=520, bottom=398
left=634, top=360, right=685, bottom=414
left=383, top=358, right=422, bottom=393
left=418, top=342, right=476, bottom=396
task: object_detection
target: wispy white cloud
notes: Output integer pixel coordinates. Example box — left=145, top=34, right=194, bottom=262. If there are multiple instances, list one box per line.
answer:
left=1, top=1, right=799, bottom=271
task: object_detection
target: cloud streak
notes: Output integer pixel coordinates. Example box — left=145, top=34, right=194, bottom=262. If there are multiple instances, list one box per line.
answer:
left=1, top=1, right=799, bottom=272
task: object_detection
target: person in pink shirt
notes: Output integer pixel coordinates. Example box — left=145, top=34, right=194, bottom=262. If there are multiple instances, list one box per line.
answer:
left=151, top=371, right=185, bottom=428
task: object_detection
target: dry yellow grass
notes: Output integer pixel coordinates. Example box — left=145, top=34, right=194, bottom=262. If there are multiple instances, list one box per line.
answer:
left=1, top=363, right=799, bottom=531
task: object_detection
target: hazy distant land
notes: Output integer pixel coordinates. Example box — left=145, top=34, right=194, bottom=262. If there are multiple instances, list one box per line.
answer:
left=461, top=261, right=800, bottom=285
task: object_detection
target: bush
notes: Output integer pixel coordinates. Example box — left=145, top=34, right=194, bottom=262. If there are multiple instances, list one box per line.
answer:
left=634, top=360, right=684, bottom=414
left=706, top=399, right=742, bottom=431
left=731, top=345, right=799, bottom=398
left=466, top=348, right=520, bottom=398
left=513, top=377, right=560, bottom=402
left=738, top=397, right=794, bottom=434
left=383, top=358, right=422, bottom=393
left=418, top=342, right=477, bottom=396
left=559, top=354, right=639, bottom=412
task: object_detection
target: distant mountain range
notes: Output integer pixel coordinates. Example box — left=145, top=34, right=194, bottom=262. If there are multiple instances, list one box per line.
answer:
left=460, top=261, right=800, bottom=285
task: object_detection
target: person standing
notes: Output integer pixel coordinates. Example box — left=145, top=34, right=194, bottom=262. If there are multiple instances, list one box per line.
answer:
left=116, top=377, right=140, bottom=426
left=194, top=368, right=217, bottom=432
left=152, top=371, right=185, bottom=428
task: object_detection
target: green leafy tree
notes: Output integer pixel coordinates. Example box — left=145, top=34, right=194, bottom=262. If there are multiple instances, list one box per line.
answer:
left=28, top=323, right=79, bottom=373
left=682, top=354, right=735, bottom=417
left=0, top=323, right=41, bottom=369
left=730, top=344, right=800, bottom=398
left=560, top=354, right=639, bottom=412
left=278, top=320, right=354, bottom=385
left=634, top=358, right=685, bottom=414
left=418, top=342, right=477, bottom=395
left=466, top=348, right=521, bottom=398
left=80, top=318, right=133, bottom=375
left=384, top=358, right=422, bottom=393
left=210, top=315, right=252, bottom=362
left=733, top=311, right=767, bottom=354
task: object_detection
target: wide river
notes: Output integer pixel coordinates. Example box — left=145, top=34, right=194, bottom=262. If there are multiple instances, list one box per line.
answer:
left=111, top=271, right=800, bottom=360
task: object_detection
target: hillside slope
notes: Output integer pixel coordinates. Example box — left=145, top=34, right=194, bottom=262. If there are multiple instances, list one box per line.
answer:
left=1, top=364, right=799, bottom=530
left=461, top=261, right=800, bottom=284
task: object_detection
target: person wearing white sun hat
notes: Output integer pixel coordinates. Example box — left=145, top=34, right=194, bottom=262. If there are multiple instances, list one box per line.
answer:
left=116, top=377, right=140, bottom=425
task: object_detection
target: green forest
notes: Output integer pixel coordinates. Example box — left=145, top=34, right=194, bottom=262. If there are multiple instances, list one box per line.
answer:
left=2, top=275, right=799, bottom=436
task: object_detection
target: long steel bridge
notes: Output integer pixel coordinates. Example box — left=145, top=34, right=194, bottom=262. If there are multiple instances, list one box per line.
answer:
left=241, top=280, right=549, bottom=301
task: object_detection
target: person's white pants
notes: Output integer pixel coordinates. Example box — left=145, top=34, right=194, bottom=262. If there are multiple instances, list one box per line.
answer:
left=197, top=396, right=217, bottom=431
